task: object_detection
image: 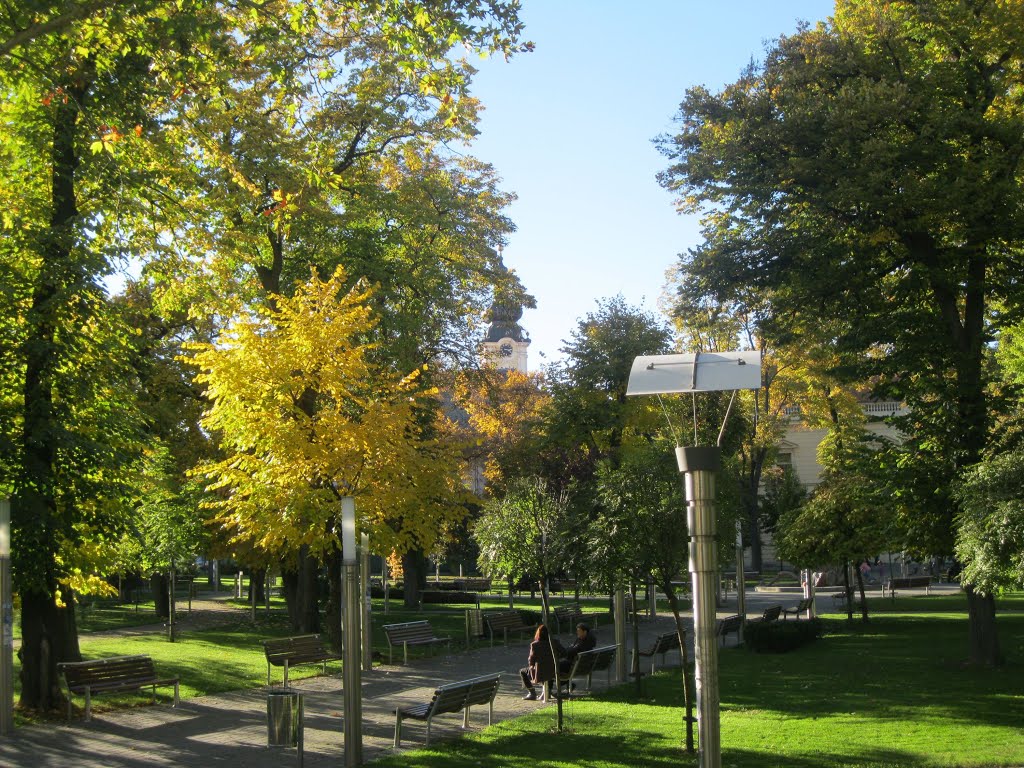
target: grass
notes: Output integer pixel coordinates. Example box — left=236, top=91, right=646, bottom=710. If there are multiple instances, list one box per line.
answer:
left=15, top=587, right=1024, bottom=766
left=367, top=597, right=1024, bottom=767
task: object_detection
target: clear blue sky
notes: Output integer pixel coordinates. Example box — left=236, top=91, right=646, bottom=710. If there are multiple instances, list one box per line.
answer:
left=466, top=1, right=836, bottom=367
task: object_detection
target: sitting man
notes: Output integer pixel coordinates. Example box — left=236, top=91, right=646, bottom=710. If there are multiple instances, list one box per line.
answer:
left=558, top=623, right=597, bottom=691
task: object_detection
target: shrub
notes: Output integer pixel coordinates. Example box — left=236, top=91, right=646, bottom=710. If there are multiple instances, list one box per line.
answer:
left=744, top=618, right=823, bottom=653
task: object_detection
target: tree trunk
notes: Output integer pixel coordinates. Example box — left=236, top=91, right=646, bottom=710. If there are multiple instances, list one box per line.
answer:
left=855, top=566, right=869, bottom=623
left=151, top=573, right=170, bottom=619
left=630, top=583, right=642, bottom=694
left=247, top=567, right=267, bottom=604
left=539, top=585, right=564, bottom=732
left=402, top=549, right=427, bottom=609
left=748, top=514, right=762, bottom=573
left=325, top=550, right=343, bottom=654
left=966, top=586, right=1001, bottom=666
left=19, top=589, right=81, bottom=713
left=282, top=548, right=320, bottom=633
left=843, top=562, right=853, bottom=621
left=14, top=73, right=89, bottom=713
left=662, top=581, right=695, bottom=753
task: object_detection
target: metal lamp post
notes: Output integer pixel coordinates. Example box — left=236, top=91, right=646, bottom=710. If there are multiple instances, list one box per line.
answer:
left=360, top=532, right=372, bottom=672
left=341, top=497, right=362, bottom=767
left=626, top=351, right=762, bottom=768
left=0, top=499, right=12, bottom=736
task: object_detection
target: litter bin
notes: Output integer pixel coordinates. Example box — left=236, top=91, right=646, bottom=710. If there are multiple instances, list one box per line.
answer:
left=267, top=689, right=303, bottom=748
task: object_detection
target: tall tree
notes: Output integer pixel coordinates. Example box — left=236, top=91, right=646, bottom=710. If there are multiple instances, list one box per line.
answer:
left=472, top=477, right=570, bottom=729
left=2, top=0, right=529, bottom=700
left=190, top=267, right=470, bottom=634
left=659, top=0, right=1024, bottom=665
left=594, top=441, right=696, bottom=753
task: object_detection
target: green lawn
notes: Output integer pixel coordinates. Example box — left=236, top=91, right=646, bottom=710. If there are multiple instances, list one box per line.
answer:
left=14, top=589, right=1024, bottom=767
left=368, top=600, right=1024, bottom=767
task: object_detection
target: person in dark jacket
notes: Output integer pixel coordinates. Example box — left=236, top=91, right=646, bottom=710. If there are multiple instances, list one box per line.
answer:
left=520, top=624, right=563, bottom=701
left=559, top=622, right=596, bottom=674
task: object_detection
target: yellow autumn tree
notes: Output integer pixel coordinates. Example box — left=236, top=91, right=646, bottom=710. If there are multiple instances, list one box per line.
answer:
left=453, top=366, right=550, bottom=494
left=188, top=266, right=469, bottom=565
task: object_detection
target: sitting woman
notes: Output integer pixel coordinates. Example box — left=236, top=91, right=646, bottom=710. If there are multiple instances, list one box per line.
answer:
left=520, top=624, right=563, bottom=701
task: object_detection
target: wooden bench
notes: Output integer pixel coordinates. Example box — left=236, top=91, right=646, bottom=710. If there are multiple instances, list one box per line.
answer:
left=383, top=620, right=451, bottom=665
left=750, top=604, right=783, bottom=624
left=58, top=654, right=179, bottom=722
left=263, top=634, right=341, bottom=688
left=883, top=575, right=932, bottom=597
left=832, top=591, right=865, bottom=610
left=553, top=603, right=601, bottom=634
left=782, top=597, right=814, bottom=620
left=550, top=644, right=617, bottom=699
left=393, top=673, right=501, bottom=746
left=716, top=614, right=743, bottom=646
left=483, top=610, right=535, bottom=647
left=419, top=590, right=480, bottom=607
left=636, top=630, right=682, bottom=674
left=454, top=577, right=492, bottom=592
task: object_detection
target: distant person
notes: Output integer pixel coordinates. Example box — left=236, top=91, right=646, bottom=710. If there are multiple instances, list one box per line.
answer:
left=520, top=624, right=562, bottom=701
left=559, top=622, right=597, bottom=676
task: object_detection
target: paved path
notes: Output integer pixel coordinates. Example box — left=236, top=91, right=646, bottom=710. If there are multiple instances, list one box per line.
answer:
left=0, top=587, right=920, bottom=766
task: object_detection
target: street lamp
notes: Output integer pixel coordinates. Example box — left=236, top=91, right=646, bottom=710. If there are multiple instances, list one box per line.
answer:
left=341, top=497, right=362, bottom=767
left=626, top=351, right=761, bottom=768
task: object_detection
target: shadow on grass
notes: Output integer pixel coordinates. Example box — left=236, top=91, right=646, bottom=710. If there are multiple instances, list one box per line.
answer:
left=592, top=611, right=1024, bottom=735
left=370, top=724, right=937, bottom=768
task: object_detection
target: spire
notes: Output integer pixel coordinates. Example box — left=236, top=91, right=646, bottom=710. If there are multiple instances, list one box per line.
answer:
left=481, top=251, right=530, bottom=371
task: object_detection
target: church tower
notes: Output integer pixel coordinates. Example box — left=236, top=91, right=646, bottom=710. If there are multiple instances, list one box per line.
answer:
left=481, top=291, right=530, bottom=373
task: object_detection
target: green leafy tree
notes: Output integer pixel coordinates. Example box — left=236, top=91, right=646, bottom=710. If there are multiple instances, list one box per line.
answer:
left=595, top=441, right=696, bottom=752
left=1, top=0, right=529, bottom=708
left=472, top=477, right=570, bottom=729
left=658, top=0, right=1024, bottom=665
left=189, top=267, right=469, bottom=635
left=954, top=451, right=1024, bottom=610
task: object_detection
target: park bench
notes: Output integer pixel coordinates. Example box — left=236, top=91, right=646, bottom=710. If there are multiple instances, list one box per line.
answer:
left=716, top=614, right=743, bottom=647
left=263, top=634, right=341, bottom=688
left=782, top=597, right=814, bottom=620
left=383, top=620, right=451, bottom=665
left=483, top=610, right=535, bottom=647
left=553, top=603, right=601, bottom=635
left=832, top=591, right=865, bottom=610
left=58, top=654, right=179, bottom=722
left=419, top=590, right=480, bottom=607
left=415, top=589, right=479, bottom=606
left=393, top=673, right=501, bottom=747
left=636, top=630, right=682, bottom=674
left=622, top=593, right=650, bottom=623
left=454, top=577, right=492, bottom=592
left=883, top=575, right=932, bottom=598
left=749, top=604, right=782, bottom=624
left=546, top=644, right=618, bottom=700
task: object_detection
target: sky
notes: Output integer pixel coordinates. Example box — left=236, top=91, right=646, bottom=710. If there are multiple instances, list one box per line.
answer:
left=465, top=1, right=836, bottom=367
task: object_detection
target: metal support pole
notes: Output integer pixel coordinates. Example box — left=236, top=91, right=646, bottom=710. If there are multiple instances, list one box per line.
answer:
left=341, top=498, right=362, bottom=767
left=678, top=446, right=721, bottom=768
left=613, top=588, right=626, bottom=682
left=735, top=517, right=746, bottom=641
left=0, top=499, right=12, bottom=736
left=168, top=567, right=176, bottom=643
left=360, top=533, right=372, bottom=672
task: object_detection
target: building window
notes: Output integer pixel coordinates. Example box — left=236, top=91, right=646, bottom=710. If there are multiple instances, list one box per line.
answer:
left=776, top=452, right=792, bottom=467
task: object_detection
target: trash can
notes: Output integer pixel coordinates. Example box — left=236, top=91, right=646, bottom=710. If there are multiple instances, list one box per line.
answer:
left=267, top=689, right=303, bottom=748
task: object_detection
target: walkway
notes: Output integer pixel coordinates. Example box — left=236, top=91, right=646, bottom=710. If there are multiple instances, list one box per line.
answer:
left=0, top=588, right=849, bottom=766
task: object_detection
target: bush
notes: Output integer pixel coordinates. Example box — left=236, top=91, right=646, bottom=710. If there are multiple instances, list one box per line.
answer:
left=744, top=618, right=823, bottom=653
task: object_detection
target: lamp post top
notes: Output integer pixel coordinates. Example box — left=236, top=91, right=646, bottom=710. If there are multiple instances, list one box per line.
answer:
left=625, top=351, right=762, bottom=396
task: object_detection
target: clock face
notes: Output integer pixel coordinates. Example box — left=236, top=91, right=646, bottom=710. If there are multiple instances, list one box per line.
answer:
left=499, top=343, right=513, bottom=357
